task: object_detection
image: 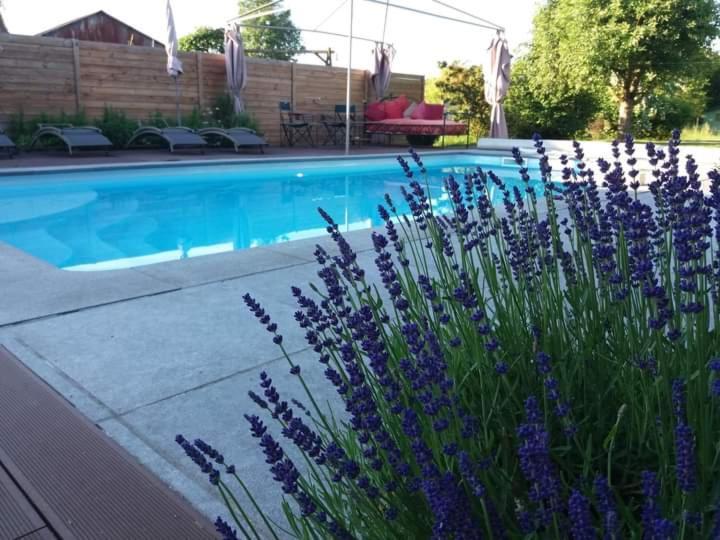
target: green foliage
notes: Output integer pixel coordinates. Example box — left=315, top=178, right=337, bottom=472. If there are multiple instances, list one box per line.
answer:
left=5, top=103, right=261, bottom=149
left=704, top=54, right=720, bottom=110
left=432, top=61, right=489, bottom=140
left=504, top=57, right=600, bottom=139
left=6, top=110, right=89, bottom=148
left=633, top=78, right=707, bottom=138
left=179, top=26, right=225, bottom=53
left=209, top=94, right=260, bottom=131
left=237, top=0, right=302, bottom=61
left=94, top=107, right=138, bottom=147
left=528, top=0, right=720, bottom=134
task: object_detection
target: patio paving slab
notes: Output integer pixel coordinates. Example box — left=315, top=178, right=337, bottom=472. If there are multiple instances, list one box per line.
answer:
left=0, top=273, right=318, bottom=415
left=0, top=243, right=181, bottom=326
left=107, top=348, right=338, bottom=537
left=134, top=246, right=312, bottom=288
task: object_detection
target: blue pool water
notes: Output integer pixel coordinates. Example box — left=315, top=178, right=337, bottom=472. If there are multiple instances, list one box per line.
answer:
left=0, top=153, right=541, bottom=271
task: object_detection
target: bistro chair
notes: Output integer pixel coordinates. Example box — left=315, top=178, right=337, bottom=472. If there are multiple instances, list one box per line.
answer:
left=279, top=101, right=314, bottom=146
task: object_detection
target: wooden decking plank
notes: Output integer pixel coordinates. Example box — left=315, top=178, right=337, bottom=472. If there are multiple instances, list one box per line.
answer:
left=0, top=346, right=216, bottom=540
left=0, top=464, right=50, bottom=540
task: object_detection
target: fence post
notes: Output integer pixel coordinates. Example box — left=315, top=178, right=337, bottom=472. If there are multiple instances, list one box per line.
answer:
left=196, top=52, right=204, bottom=110
left=363, top=70, right=368, bottom=104
left=290, top=63, right=296, bottom=110
left=420, top=75, right=425, bottom=102
left=71, top=39, right=81, bottom=113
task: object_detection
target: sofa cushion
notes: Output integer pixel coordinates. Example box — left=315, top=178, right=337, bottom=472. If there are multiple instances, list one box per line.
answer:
left=383, top=99, right=405, bottom=119
left=366, top=101, right=386, bottom=121
left=422, top=103, right=445, bottom=120
left=410, top=101, right=427, bottom=120
left=393, top=95, right=410, bottom=112
left=403, top=102, right=417, bottom=118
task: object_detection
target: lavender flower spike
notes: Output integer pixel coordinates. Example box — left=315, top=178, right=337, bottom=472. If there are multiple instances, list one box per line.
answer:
left=214, top=516, right=239, bottom=540
left=568, top=490, right=596, bottom=540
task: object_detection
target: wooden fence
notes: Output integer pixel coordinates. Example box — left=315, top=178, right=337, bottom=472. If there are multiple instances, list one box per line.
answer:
left=0, top=33, right=425, bottom=145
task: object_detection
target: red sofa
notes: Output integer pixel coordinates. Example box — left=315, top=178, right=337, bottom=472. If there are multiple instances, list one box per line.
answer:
left=364, top=98, right=468, bottom=142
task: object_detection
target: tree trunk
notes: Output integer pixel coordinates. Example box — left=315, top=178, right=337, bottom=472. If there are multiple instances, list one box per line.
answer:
left=618, top=92, right=635, bottom=135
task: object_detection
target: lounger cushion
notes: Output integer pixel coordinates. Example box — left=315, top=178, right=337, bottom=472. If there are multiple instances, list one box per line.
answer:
left=366, top=102, right=386, bottom=121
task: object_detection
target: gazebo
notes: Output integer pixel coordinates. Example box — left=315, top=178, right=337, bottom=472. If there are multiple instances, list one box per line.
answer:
left=233, top=0, right=506, bottom=154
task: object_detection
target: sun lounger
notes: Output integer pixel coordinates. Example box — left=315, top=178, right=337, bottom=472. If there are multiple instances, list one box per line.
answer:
left=0, top=129, right=17, bottom=157
left=198, top=127, right=268, bottom=153
left=29, top=125, right=113, bottom=155
left=126, top=126, right=207, bottom=153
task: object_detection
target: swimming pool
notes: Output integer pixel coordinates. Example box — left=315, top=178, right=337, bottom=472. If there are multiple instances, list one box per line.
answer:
left=0, top=152, right=540, bottom=271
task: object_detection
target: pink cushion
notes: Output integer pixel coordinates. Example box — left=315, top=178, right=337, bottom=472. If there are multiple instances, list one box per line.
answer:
left=411, top=101, right=445, bottom=120
left=422, top=103, right=444, bottom=120
left=365, top=102, right=386, bottom=121
left=410, top=101, right=427, bottom=120
left=393, top=95, right=410, bottom=112
left=383, top=99, right=405, bottom=119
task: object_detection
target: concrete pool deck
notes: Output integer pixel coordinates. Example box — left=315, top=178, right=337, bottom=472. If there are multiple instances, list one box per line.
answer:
left=0, top=142, right=717, bottom=534
left=0, top=217, right=385, bottom=531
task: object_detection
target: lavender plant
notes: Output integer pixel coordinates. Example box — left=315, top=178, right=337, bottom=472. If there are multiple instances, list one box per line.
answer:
left=179, top=131, right=720, bottom=538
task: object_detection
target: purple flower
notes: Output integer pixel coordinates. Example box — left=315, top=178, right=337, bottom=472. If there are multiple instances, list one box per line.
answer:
left=674, top=422, right=697, bottom=493
left=517, top=396, right=561, bottom=516
left=175, top=434, right=220, bottom=485
left=568, top=490, right=596, bottom=540
left=244, top=293, right=284, bottom=345
left=671, top=378, right=686, bottom=421
left=594, top=476, right=619, bottom=539
left=214, top=516, right=239, bottom=540
left=641, top=471, right=675, bottom=539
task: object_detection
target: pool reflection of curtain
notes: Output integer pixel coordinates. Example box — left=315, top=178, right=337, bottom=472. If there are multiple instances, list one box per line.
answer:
left=232, top=193, right=250, bottom=250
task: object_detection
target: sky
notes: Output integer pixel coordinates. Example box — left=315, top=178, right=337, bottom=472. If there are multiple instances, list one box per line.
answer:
left=1, top=0, right=541, bottom=75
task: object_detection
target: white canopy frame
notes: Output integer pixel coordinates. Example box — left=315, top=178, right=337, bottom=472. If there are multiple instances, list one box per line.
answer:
left=234, top=0, right=504, bottom=154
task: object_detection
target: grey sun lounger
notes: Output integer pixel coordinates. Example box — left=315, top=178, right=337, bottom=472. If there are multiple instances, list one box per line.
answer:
left=126, top=126, right=207, bottom=153
left=198, top=127, right=268, bottom=153
left=0, top=129, right=18, bottom=157
left=29, top=124, right=113, bottom=155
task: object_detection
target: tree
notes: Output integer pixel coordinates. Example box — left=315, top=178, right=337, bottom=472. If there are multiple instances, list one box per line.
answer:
left=237, top=0, right=302, bottom=61
left=504, top=57, right=602, bottom=139
left=431, top=62, right=490, bottom=139
left=532, top=0, right=719, bottom=134
left=502, top=4, right=606, bottom=139
left=179, top=26, right=225, bottom=53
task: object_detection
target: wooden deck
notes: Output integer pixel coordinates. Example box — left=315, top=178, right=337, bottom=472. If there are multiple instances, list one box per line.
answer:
left=0, top=346, right=216, bottom=540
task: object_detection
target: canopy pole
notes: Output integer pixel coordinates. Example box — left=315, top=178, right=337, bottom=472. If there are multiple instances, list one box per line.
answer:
left=363, top=0, right=502, bottom=30
left=235, top=22, right=383, bottom=45
left=345, top=0, right=354, bottom=156
left=174, top=76, right=181, bottom=126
